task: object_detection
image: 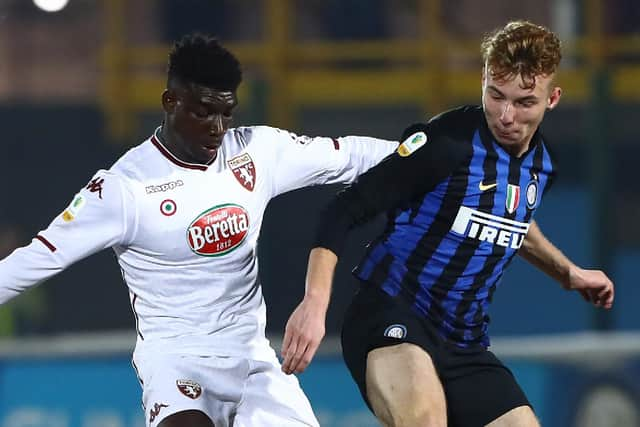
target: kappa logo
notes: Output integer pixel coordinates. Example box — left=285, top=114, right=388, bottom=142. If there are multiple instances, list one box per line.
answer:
left=149, top=402, right=169, bottom=423
left=384, top=324, right=407, bottom=339
left=177, top=379, right=202, bottom=399
left=397, top=132, right=427, bottom=157
left=146, top=180, right=184, bottom=194
left=451, top=206, right=530, bottom=249
left=228, top=154, right=256, bottom=192
left=86, top=177, right=105, bottom=199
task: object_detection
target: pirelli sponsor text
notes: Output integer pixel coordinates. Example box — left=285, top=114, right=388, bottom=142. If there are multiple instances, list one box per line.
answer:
left=451, top=206, right=529, bottom=249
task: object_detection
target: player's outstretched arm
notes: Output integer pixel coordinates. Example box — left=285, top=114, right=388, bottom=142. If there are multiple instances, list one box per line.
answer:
left=0, top=171, right=131, bottom=306
left=281, top=247, right=337, bottom=375
left=518, top=220, right=614, bottom=309
left=281, top=126, right=469, bottom=374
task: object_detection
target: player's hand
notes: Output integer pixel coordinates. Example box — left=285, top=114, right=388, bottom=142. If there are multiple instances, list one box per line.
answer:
left=567, top=267, right=614, bottom=309
left=281, top=296, right=327, bottom=375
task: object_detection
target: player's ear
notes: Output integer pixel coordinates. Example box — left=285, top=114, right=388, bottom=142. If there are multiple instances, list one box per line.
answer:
left=547, top=86, right=562, bottom=110
left=162, top=89, right=177, bottom=114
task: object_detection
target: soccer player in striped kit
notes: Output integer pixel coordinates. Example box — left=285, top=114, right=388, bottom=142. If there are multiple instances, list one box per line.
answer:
left=0, top=33, right=398, bottom=427
left=282, top=21, right=614, bottom=427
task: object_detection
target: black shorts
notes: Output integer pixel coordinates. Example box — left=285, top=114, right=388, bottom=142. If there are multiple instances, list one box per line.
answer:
left=341, top=284, right=531, bottom=427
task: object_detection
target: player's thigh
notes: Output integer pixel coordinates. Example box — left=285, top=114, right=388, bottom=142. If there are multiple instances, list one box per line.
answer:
left=443, top=350, right=532, bottom=427
left=158, top=410, right=215, bottom=427
left=485, top=405, right=539, bottom=427
left=366, top=342, right=446, bottom=426
left=234, top=357, right=319, bottom=427
left=135, top=352, right=247, bottom=427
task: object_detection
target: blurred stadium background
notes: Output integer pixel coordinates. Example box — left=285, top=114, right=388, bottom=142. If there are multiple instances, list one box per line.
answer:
left=0, top=0, right=638, bottom=426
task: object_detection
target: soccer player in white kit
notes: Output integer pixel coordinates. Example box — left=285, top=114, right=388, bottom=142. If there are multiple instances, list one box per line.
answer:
left=0, top=33, right=398, bottom=427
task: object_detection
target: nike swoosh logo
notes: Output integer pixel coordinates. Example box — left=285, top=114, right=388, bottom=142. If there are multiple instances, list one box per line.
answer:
left=479, top=181, right=497, bottom=191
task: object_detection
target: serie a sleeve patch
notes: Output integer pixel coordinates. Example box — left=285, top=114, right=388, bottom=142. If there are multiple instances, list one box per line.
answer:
left=397, top=131, right=428, bottom=157
left=62, top=194, right=87, bottom=222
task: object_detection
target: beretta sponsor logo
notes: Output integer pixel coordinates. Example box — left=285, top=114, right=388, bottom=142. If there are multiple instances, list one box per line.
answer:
left=187, top=204, right=249, bottom=256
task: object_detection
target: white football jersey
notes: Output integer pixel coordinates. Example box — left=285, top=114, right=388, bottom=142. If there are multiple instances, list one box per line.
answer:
left=0, top=125, right=397, bottom=360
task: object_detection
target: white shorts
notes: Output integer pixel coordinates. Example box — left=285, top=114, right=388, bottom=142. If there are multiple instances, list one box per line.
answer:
left=134, top=351, right=319, bottom=427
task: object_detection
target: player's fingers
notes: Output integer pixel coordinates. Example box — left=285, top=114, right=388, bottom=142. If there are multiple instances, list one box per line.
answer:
left=281, top=339, right=299, bottom=374
left=597, top=286, right=609, bottom=298
left=281, top=327, right=294, bottom=356
left=287, top=342, right=309, bottom=374
left=294, top=340, right=320, bottom=374
left=607, top=287, right=615, bottom=306
left=601, top=288, right=614, bottom=309
left=579, top=289, right=590, bottom=302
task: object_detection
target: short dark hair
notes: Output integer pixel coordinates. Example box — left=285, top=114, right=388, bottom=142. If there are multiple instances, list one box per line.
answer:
left=167, top=33, right=242, bottom=91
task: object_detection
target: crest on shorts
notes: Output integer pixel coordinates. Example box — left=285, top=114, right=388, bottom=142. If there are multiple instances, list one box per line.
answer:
left=228, top=153, right=256, bottom=192
left=383, top=324, right=407, bottom=339
left=176, top=379, right=202, bottom=399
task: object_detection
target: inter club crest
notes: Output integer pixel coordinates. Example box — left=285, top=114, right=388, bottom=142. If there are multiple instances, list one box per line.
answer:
left=176, top=379, right=202, bottom=399
left=228, top=154, right=256, bottom=192
left=526, top=179, right=538, bottom=209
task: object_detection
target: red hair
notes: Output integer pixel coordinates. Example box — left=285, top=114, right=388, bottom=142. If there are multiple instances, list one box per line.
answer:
left=481, top=21, right=562, bottom=89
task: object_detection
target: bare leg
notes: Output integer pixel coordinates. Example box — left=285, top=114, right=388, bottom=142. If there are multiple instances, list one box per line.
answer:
left=485, top=406, right=539, bottom=427
left=366, top=343, right=447, bottom=427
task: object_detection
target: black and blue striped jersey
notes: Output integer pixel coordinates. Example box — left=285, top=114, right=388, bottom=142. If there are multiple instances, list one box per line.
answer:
left=316, top=105, right=556, bottom=348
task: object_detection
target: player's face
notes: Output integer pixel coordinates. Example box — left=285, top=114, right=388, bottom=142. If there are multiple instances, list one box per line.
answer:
left=482, top=66, right=561, bottom=156
left=162, top=83, right=238, bottom=164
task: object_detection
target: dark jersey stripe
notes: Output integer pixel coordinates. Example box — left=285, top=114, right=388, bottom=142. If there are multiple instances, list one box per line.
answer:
left=446, top=130, right=503, bottom=343
left=395, top=159, right=473, bottom=306
left=418, top=130, right=497, bottom=342
left=356, top=178, right=452, bottom=295
left=469, top=140, right=545, bottom=344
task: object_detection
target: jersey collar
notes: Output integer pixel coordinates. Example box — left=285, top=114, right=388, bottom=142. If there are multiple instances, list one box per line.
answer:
left=150, top=126, right=212, bottom=171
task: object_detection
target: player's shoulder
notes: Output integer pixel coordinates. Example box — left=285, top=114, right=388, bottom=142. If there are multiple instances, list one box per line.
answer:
left=228, top=125, right=311, bottom=158
left=107, top=136, right=164, bottom=184
left=229, top=125, right=287, bottom=145
left=401, top=106, right=481, bottom=143
left=398, top=106, right=480, bottom=159
left=426, top=105, right=483, bottom=139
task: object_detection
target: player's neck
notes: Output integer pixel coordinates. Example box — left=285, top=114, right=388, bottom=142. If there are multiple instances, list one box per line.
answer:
left=157, top=125, right=182, bottom=161
left=500, top=140, right=530, bottom=158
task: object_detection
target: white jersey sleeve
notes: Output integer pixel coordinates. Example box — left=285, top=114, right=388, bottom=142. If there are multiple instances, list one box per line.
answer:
left=0, top=170, right=134, bottom=304
left=252, top=127, right=397, bottom=196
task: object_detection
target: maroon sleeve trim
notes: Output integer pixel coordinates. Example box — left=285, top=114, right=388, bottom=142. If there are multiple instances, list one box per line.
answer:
left=35, top=235, right=57, bottom=253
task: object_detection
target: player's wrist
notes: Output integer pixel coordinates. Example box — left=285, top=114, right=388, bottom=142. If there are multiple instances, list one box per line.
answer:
left=563, top=264, right=581, bottom=290
left=303, top=288, right=331, bottom=311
